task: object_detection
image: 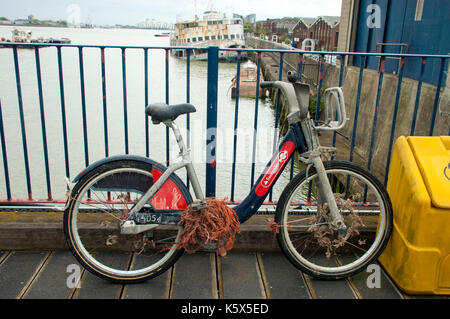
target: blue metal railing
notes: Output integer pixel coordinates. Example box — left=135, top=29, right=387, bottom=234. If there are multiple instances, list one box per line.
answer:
left=0, top=42, right=448, bottom=204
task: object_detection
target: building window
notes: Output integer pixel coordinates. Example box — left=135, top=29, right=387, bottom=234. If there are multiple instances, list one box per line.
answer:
left=205, top=36, right=210, bottom=40
left=211, top=35, right=216, bottom=40
left=231, top=34, right=235, bottom=39
left=224, top=34, right=229, bottom=39
left=192, top=37, right=196, bottom=42
left=415, top=0, right=425, bottom=21
left=198, top=36, right=203, bottom=41
left=218, top=35, right=222, bottom=39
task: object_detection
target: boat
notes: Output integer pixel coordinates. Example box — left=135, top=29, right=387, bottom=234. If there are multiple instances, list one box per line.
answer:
left=231, top=61, right=265, bottom=98
left=155, top=32, right=171, bottom=37
left=170, top=10, right=247, bottom=62
left=0, top=29, right=35, bottom=48
left=38, top=37, right=71, bottom=44
left=0, top=29, right=71, bottom=48
left=11, top=29, right=32, bottom=43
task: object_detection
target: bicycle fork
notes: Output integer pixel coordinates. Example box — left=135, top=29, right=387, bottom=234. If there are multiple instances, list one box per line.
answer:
left=309, top=150, right=347, bottom=234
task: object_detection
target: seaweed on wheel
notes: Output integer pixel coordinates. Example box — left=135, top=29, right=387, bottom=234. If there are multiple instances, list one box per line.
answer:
left=309, top=193, right=366, bottom=258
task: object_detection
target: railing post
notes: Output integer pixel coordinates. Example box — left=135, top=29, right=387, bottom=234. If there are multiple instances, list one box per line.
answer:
left=206, top=46, right=219, bottom=198
left=230, top=52, right=241, bottom=201
left=165, top=49, right=170, bottom=164
left=0, top=99, right=11, bottom=200
left=101, top=47, right=109, bottom=157
left=250, top=52, right=262, bottom=187
left=34, top=47, right=52, bottom=200
left=13, top=46, right=32, bottom=200
left=429, top=57, right=447, bottom=136
left=186, top=49, right=191, bottom=189
left=121, top=47, right=129, bottom=155
left=78, top=47, right=89, bottom=168
left=57, top=47, right=70, bottom=180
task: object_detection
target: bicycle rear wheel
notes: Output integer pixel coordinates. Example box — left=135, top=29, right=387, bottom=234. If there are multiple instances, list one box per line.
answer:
left=64, top=159, right=192, bottom=283
left=275, top=161, right=392, bottom=279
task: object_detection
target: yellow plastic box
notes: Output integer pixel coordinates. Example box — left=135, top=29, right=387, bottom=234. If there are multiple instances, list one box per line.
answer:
left=379, top=136, right=450, bottom=295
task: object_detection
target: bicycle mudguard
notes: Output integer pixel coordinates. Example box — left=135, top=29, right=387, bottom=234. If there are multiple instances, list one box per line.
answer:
left=72, top=155, right=192, bottom=210
left=234, top=123, right=308, bottom=223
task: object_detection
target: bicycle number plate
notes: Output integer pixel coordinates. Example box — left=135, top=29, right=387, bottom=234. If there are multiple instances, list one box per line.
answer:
left=135, top=213, right=162, bottom=224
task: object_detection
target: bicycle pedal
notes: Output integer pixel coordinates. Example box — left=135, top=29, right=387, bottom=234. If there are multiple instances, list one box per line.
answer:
left=201, top=241, right=217, bottom=251
left=191, top=199, right=207, bottom=211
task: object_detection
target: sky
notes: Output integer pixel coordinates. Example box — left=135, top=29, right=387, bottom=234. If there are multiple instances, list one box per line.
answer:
left=0, top=0, right=342, bottom=25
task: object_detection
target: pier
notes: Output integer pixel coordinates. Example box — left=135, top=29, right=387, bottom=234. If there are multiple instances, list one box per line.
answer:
left=0, top=250, right=414, bottom=300
left=0, top=40, right=448, bottom=300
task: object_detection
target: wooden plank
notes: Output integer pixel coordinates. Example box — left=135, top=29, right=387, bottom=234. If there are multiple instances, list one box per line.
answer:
left=171, top=252, right=217, bottom=299
left=17, top=251, right=52, bottom=299
left=305, top=275, right=356, bottom=299
left=0, top=251, right=10, bottom=264
left=0, top=251, right=47, bottom=299
left=347, top=262, right=403, bottom=299
left=336, top=254, right=403, bottom=299
left=23, top=250, right=82, bottom=299
left=73, top=251, right=131, bottom=299
left=122, top=253, right=172, bottom=299
left=255, top=253, right=272, bottom=298
left=220, top=252, right=265, bottom=299
left=303, top=255, right=356, bottom=299
left=259, top=252, right=310, bottom=299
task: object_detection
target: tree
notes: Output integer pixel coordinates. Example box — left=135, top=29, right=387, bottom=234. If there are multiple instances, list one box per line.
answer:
left=280, top=34, right=291, bottom=44
left=255, top=25, right=266, bottom=36
left=244, top=22, right=254, bottom=33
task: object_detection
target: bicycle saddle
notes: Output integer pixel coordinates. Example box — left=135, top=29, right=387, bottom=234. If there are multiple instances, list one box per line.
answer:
left=146, top=103, right=196, bottom=124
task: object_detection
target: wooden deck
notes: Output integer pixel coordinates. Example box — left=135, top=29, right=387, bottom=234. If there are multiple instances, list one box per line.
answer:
left=1, top=250, right=447, bottom=300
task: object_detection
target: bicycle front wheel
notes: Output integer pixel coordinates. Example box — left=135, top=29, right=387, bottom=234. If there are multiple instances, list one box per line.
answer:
left=64, top=159, right=192, bottom=284
left=275, top=161, right=392, bottom=279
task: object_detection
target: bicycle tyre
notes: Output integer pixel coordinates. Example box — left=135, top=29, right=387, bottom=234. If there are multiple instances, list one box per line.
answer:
left=64, top=159, right=192, bottom=284
left=275, top=160, right=393, bottom=279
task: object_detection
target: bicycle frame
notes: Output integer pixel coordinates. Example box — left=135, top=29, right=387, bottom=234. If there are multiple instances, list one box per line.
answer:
left=125, top=120, right=307, bottom=228
left=234, top=122, right=307, bottom=223
left=124, top=82, right=348, bottom=234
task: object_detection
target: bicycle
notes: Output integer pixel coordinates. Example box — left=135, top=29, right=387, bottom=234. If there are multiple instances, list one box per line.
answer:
left=63, top=71, right=393, bottom=283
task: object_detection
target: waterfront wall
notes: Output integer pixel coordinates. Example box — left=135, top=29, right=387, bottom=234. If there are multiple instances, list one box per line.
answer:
left=246, top=37, right=449, bottom=181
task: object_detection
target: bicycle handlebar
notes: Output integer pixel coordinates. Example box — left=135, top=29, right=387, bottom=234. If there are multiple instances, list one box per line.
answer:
left=260, top=81, right=275, bottom=89
left=260, top=81, right=310, bottom=121
left=260, top=80, right=346, bottom=131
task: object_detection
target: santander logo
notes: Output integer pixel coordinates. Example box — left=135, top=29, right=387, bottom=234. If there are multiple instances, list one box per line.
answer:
left=255, top=141, right=295, bottom=196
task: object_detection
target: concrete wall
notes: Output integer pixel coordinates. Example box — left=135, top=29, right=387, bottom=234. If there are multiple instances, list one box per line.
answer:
left=246, top=37, right=450, bottom=181
left=337, top=0, right=354, bottom=53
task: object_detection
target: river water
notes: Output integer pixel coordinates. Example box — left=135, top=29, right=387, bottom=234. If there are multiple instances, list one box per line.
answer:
left=0, top=26, right=293, bottom=202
